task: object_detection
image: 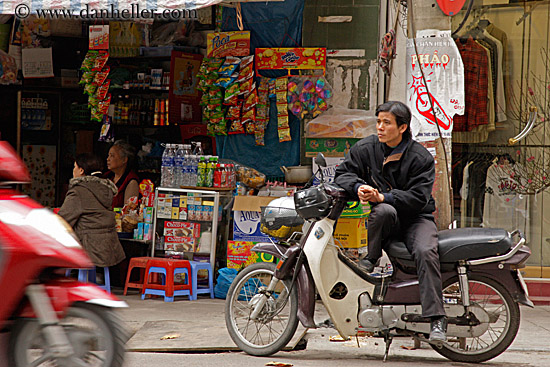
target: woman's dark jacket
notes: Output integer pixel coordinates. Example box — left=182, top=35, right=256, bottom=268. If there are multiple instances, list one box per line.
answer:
left=334, top=134, right=436, bottom=223
left=58, top=175, right=126, bottom=267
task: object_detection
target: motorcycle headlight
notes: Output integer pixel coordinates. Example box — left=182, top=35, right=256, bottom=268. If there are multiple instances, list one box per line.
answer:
left=0, top=208, right=81, bottom=249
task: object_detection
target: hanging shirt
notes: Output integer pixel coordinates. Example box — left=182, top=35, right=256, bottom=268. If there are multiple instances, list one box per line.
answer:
left=483, top=30, right=506, bottom=122
left=454, top=37, right=489, bottom=132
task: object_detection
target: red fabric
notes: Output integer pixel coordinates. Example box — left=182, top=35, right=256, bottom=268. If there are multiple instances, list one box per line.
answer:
left=454, top=38, right=489, bottom=132
left=105, top=170, right=140, bottom=208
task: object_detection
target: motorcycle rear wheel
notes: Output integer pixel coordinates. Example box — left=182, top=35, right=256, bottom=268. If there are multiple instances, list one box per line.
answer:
left=225, top=262, right=299, bottom=356
left=431, top=273, right=520, bottom=363
left=8, top=303, right=127, bottom=367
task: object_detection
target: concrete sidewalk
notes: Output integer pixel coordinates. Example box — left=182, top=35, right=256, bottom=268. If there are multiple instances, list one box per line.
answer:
left=118, top=292, right=550, bottom=354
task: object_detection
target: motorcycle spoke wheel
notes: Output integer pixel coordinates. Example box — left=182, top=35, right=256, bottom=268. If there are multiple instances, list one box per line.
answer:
left=432, top=274, right=520, bottom=363
left=9, top=303, right=127, bottom=367
left=225, top=262, right=299, bottom=356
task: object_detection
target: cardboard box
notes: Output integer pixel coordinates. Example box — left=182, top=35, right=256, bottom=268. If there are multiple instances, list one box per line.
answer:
left=227, top=240, right=276, bottom=270
left=341, top=202, right=371, bottom=218
left=163, top=221, right=200, bottom=237
left=232, top=196, right=276, bottom=242
left=305, top=138, right=360, bottom=158
left=164, top=236, right=196, bottom=252
left=312, top=156, right=344, bottom=185
left=334, top=217, right=367, bottom=250
left=144, top=207, right=154, bottom=223
left=143, top=223, right=152, bottom=241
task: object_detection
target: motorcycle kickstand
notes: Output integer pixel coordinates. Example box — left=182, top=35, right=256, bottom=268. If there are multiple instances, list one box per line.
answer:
left=382, top=331, right=393, bottom=362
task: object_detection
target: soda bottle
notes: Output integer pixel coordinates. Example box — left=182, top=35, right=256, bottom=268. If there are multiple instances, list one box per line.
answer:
left=205, top=156, right=217, bottom=188
left=217, top=164, right=225, bottom=188
left=197, top=156, right=207, bottom=187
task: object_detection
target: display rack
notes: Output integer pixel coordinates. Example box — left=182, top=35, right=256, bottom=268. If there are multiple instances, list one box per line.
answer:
left=151, top=187, right=231, bottom=269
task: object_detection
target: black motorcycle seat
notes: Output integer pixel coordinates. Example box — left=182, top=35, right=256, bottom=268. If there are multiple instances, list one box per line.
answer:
left=385, top=228, right=513, bottom=263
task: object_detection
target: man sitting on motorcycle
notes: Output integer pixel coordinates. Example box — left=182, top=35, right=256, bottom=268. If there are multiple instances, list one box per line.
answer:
left=334, top=100, right=446, bottom=343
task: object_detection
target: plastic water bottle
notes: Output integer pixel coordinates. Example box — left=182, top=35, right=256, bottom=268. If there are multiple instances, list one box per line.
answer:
left=161, top=144, right=174, bottom=187
left=182, top=144, right=192, bottom=186
left=174, top=144, right=185, bottom=188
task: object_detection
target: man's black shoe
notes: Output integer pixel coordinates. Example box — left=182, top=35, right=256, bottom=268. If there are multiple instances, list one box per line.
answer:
left=358, top=258, right=376, bottom=273
left=429, top=316, right=447, bottom=344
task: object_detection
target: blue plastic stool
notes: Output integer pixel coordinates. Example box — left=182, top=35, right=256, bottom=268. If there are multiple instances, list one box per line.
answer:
left=189, top=261, right=214, bottom=300
left=141, top=266, right=191, bottom=302
left=65, top=267, right=111, bottom=294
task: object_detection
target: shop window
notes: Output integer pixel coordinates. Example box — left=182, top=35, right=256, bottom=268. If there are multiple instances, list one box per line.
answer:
left=451, top=1, right=550, bottom=275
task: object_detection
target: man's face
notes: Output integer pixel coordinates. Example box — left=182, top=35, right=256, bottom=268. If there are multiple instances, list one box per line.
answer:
left=376, top=111, right=408, bottom=147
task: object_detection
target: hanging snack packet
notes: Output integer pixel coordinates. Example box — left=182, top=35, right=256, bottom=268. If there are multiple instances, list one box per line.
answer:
left=237, top=63, right=254, bottom=83
left=245, top=120, right=255, bottom=135
left=240, top=55, right=254, bottom=68
left=93, top=51, right=109, bottom=71
left=239, top=79, right=255, bottom=95
left=200, top=93, right=209, bottom=106
left=207, top=103, right=223, bottom=113
left=243, top=89, right=258, bottom=111
left=95, top=79, right=111, bottom=100
left=98, top=94, right=111, bottom=115
left=84, top=82, right=98, bottom=96
left=215, top=74, right=238, bottom=88
left=278, top=127, right=292, bottom=142
left=276, top=102, right=288, bottom=115
left=224, top=83, right=240, bottom=105
left=207, top=58, right=224, bottom=73
left=79, top=70, right=95, bottom=85
left=93, top=66, right=110, bottom=86
left=209, top=86, right=223, bottom=100
left=256, top=104, right=268, bottom=120
left=277, top=113, right=289, bottom=128
left=268, top=78, right=276, bottom=98
left=275, top=77, right=288, bottom=91
left=229, top=118, right=245, bottom=134
left=242, top=107, right=256, bottom=125
left=276, top=90, right=287, bottom=104
left=227, top=104, right=242, bottom=120
left=80, top=50, right=98, bottom=71
left=255, top=127, right=266, bottom=146
left=197, top=58, right=210, bottom=78
left=218, top=56, right=241, bottom=77
left=98, top=115, right=112, bottom=141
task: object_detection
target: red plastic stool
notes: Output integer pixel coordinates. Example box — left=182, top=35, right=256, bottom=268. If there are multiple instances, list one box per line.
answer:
left=141, top=259, right=192, bottom=302
left=124, top=257, right=155, bottom=296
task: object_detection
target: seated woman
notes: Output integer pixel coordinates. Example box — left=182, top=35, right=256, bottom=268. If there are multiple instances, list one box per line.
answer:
left=104, top=140, right=140, bottom=208
left=58, top=153, right=126, bottom=267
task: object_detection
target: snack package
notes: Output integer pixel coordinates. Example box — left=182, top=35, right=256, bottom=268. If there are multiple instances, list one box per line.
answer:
left=254, top=126, right=266, bottom=146
left=240, top=55, right=254, bottom=68
left=139, top=179, right=155, bottom=207
left=207, top=58, right=224, bottom=73
left=215, top=74, right=238, bottom=88
left=93, top=66, right=110, bottom=86
left=275, top=77, right=288, bottom=91
left=239, top=79, right=255, bottom=95
left=224, top=83, right=240, bottom=105
left=243, top=90, right=258, bottom=111
left=218, top=56, right=241, bottom=77
left=80, top=50, right=98, bottom=71
left=95, top=79, right=110, bottom=100
left=93, top=51, right=109, bottom=71
left=98, top=115, right=114, bottom=142
left=242, top=107, right=256, bottom=124
left=237, top=63, right=253, bottom=83
left=229, top=117, right=245, bottom=134
left=226, top=104, right=242, bottom=120
left=79, top=70, right=95, bottom=85
left=278, top=127, right=292, bottom=142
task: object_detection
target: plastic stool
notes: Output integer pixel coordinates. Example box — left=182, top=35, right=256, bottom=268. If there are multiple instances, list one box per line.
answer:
left=141, top=259, right=192, bottom=302
left=124, top=257, right=154, bottom=295
left=189, top=261, right=214, bottom=300
left=65, top=267, right=111, bottom=294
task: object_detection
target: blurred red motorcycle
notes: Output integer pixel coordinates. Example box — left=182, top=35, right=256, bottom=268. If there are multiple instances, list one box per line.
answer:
left=0, top=142, right=127, bottom=367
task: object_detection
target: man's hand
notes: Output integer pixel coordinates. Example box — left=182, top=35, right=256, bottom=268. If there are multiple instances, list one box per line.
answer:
left=357, top=185, right=384, bottom=204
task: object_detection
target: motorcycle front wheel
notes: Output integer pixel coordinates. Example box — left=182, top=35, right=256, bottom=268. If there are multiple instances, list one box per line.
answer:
left=8, top=303, right=127, bottom=367
left=431, top=273, right=520, bottom=363
left=225, top=262, right=299, bottom=356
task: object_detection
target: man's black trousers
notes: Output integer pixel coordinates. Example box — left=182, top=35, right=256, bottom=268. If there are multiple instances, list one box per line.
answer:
left=366, top=203, right=445, bottom=318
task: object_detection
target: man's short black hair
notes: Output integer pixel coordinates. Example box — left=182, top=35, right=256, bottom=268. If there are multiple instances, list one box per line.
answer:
left=375, top=101, right=412, bottom=139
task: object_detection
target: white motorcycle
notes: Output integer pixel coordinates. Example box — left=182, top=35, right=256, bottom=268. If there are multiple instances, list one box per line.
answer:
left=225, top=153, right=533, bottom=363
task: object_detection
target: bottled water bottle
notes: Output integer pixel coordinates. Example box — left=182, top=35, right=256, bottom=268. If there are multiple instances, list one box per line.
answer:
left=182, top=144, right=192, bottom=186
left=161, top=144, right=174, bottom=188
left=174, top=144, right=185, bottom=188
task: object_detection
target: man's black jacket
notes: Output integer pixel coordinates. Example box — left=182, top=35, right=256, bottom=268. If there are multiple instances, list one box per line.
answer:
left=334, top=134, right=436, bottom=222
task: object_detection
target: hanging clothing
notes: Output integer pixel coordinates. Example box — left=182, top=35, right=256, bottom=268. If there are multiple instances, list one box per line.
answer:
left=482, top=163, right=530, bottom=235
left=454, top=37, right=489, bottom=132
left=483, top=30, right=506, bottom=122
left=486, top=23, right=510, bottom=106
left=453, top=42, right=496, bottom=143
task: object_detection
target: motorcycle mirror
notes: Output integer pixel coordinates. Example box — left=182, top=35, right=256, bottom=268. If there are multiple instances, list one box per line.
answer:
left=315, top=153, right=327, bottom=168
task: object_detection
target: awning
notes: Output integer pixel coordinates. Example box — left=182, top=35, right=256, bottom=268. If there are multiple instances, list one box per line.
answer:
left=0, top=0, right=224, bottom=16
